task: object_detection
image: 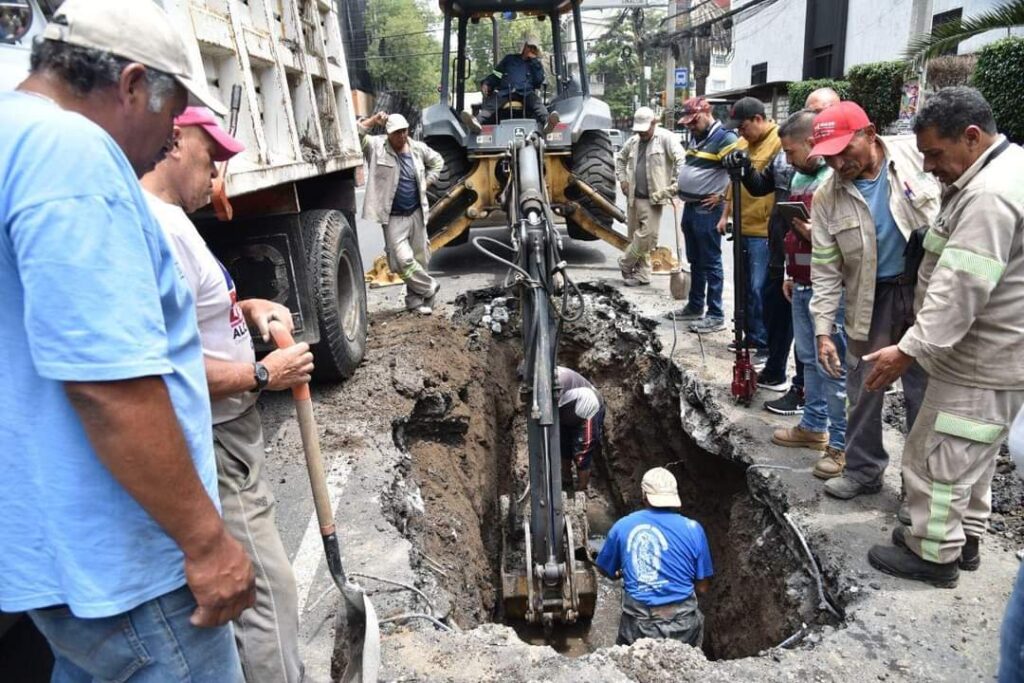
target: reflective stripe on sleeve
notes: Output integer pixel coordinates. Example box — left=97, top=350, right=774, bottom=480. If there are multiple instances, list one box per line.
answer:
left=811, top=245, right=840, bottom=265
left=934, top=411, right=1004, bottom=444
left=936, top=247, right=1005, bottom=284
left=922, top=229, right=947, bottom=255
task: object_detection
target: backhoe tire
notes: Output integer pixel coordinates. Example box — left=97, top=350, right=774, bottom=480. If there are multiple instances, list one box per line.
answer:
left=425, top=136, right=471, bottom=246
left=566, top=130, right=616, bottom=241
left=302, top=209, right=367, bottom=382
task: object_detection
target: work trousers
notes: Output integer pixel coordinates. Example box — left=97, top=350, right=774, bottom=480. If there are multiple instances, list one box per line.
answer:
left=619, top=198, right=662, bottom=283
left=384, top=209, right=437, bottom=310
left=479, top=91, right=548, bottom=124
left=901, top=376, right=1024, bottom=565
left=29, top=585, right=242, bottom=683
left=743, top=237, right=770, bottom=349
left=761, top=272, right=793, bottom=382
left=616, top=593, right=704, bottom=648
left=682, top=202, right=725, bottom=319
left=844, top=280, right=928, bottom=486
left=215, top=408, right=302, bottom=683
left=793, top=285, right=847, bottom=450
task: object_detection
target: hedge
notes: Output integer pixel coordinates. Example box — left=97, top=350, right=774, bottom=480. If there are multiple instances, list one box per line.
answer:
left=972, top=37, right=1024, bottom=144
left=846, top=61, right=908, bottom=131
left=787, top=78, right=851, bottom=113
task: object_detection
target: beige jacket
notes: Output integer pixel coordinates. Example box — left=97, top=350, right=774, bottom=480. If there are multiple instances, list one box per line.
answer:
left=898, top=137, right=1024, bottom=389
left=615, top=126, right=686, bottom=205
left=809, top=135, right=941, bottom=341
left=360, top=132, right=443, bottom=224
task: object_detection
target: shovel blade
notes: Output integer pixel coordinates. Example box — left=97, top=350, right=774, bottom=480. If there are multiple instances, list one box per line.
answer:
left=336, top=583, right=380, bottom=683
left=669, top=269, right=691, bottom=300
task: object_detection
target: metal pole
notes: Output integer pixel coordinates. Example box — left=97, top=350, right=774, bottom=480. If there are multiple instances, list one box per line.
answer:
left=440, top=12, right=452, bottom=103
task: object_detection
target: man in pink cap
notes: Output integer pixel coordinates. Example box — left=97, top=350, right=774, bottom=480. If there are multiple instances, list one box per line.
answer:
left=142, top=107, right=313, bottom=682
left=806, top=100, right=939, bottom=503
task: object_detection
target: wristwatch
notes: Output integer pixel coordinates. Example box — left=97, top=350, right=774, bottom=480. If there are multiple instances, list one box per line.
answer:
left=252, top=362, right=270, bottom=392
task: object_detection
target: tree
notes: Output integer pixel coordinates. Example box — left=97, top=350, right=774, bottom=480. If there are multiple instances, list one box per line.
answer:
left=972, top=37, right=1024, bottom=143
left=904, top=0, right=1024, bottom=61
left=589, top=10, right=667, bottom=122
left=363, top=0, right=442, bottom=113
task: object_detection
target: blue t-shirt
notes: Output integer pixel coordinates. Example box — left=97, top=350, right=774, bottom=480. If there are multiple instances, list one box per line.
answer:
left=854, top=163, right=906, bottom=280
left=596, top=508, right=713, bottom=605
left=0, top=92, right=218, bottom=618
left=390, top=152, right=420, bottom=215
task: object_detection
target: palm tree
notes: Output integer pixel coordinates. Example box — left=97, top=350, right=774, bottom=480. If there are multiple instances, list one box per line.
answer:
left=904, top=0, right=1024, bottom=61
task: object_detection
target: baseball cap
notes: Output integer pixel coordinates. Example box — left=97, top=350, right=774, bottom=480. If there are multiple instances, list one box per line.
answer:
left=175, top=107, right=244, bottom=162
left=725, top=96, right=766, bottom=129
left=42, top=0, right=226, bottom=115
left=632, top=106, right=657, bottom=132
left=677, top=96, right=711, bottom=125
left=523, top=35, right=541, bottom=51
left=385, top=113, right=410, bottom=134
left=642, top=467, right=682, bottom=508
left=809, top=101, right=871, bottom=158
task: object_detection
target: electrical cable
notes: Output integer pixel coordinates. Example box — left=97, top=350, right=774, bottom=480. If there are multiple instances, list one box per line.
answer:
left=377, top=613, right=454, bottom=632
left=347, top=572, right=437, bottom=616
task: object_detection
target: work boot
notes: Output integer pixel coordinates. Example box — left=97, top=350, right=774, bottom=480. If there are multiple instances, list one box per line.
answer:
left=813, top=446, right=846, bottom=479
left=544, top=111, right=561, bottom=135
left=868, top=543, right=959, bottom=589
left=897, top=504, right=911, bottom=526
left=824, top=474, right=881, bottom=499
left=890, top=525, right=980, bottom=571
left=764, top=386, right=805, bottom=416
left=772, top=425, right=827, bottom=450
left=622, top=276, right=650, bottom=287
left=665, top=306, right=703, bottom=321
left=460, top=110, right=483, bottom=134
left=689, top=317, right=726, bottom=333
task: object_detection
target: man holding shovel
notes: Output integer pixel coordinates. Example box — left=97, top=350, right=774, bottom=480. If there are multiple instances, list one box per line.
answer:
left=142, top=108, right=314, bottom=682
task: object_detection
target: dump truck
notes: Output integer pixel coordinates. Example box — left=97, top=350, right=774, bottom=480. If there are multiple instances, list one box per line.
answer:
left=1, top=0, right=368, bottom=382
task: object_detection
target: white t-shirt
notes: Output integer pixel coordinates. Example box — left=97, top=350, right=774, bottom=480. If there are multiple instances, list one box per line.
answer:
left=146, top=192, right=256, bottom=424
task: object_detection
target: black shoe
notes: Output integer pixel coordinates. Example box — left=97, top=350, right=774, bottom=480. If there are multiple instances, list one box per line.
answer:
left=757, top=375, right=789, bottom=392
left=666, top=306, right=703, bottom=321
left=727, top=340, right=752, bottom=352
left=892, top=525, right=981, bottom=571
left=868, top=543, right=959, bottom=588
left=752, top=350, right=769, bottom=370
left=764, top=386, right=804, bottom=415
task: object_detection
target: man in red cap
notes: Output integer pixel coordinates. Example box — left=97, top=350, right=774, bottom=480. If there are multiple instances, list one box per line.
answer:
left=142, top=107, right=314, bottom=682
left=807, top=100, right=939, bottom=502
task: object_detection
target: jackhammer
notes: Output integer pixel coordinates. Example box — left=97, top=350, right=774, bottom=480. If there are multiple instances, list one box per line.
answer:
left=727, top=161, right=758, bottom=406
left=472, top=131, right=597, bottom=630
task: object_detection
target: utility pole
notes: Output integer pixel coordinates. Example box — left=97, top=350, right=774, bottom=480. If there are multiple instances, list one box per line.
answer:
left=632, top=8, right=646, bottom=108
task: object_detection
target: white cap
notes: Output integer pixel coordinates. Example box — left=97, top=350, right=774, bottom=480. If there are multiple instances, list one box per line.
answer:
left=385, top=113, right=410, bottom=134
left=642, top=467, right=681, bottom=508
left=43, top=0, right=225, bottom=115
left=632, top=106, right=657, bottom=132
left=523, top=35, right=541, bottom=51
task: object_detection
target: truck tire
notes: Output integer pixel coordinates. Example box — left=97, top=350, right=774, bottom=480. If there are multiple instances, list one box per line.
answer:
left=566, top=130, right=616, bottom=241
left=425, top=136, right=471, bottom=245
left=303, top=209, right=367, bottom=381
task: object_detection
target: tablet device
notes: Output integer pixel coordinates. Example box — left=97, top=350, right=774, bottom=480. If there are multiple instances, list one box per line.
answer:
left=776, top=201, right=810, bottom=222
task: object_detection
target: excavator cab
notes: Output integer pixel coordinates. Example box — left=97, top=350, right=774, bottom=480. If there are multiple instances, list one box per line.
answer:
left=421, top=0, right=622, bottom=252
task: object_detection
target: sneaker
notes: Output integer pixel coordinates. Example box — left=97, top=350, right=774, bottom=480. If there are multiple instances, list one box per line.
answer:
left=892, top=525, right=980, bottom=572
left=752, top=350, right=768, bottom=370
left=772, top=425, right=827, bottom=450
left=813, top=446, right=846, bottom=479
left=623, top=276, right=650, bottom=287
left=666, top=306, right=704, bottom=321
left=689, top=317, right=726, bottom=333
left=757, top=375, right=789, bottom=392
left=764, top=386, right=805, bottom=416
left=824, top=475, right=882, bottom=499
left=727, top=340, right=752, bottom=352
left=460, top=110, right=482, bottom=134
left=868, top=543, right=959, bottom=589
left=414, top=305, right=433, bottom=315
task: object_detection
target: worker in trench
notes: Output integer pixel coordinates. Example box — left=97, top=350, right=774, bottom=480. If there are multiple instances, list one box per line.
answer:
left=594, top=467, right=713, bottom=647
left=142, top=107, right=316, bottom=682
left=557, top=366, right=605, bottom=491
left=358, top=111, right=444, bottom=314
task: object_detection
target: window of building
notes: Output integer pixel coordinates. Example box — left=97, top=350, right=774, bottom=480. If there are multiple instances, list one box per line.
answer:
left=751, top=62, right=767, bottom=85
left=711, top=79, right=727, bottom=92
left=932, top=8, right=964, bottom=57
left=812, top=44, right=833, bottom=78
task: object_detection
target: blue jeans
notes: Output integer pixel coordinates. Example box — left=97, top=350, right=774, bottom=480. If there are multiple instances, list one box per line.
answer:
left=792, top=285, right=847, bottom=450
left=29, top=585, right=243, bottom=683
left=1001, top=561, right=1024, bottom=682
left=682, top=203, right=725, bottom=319
left=744, top=237, right=770, bottom=349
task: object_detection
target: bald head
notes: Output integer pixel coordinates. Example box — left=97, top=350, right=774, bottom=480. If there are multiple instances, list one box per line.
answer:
left=805, top=87, right=840, bottom=113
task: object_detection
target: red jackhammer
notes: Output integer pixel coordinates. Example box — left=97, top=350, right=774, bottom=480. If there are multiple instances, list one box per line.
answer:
left=727, top=163, right=758, bottom=405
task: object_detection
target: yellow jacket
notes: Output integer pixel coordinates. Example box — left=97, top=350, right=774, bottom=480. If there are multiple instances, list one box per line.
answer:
left=728, top=123, right=781, bottom=237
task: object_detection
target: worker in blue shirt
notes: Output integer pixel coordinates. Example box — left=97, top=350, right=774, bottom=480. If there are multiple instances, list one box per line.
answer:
left=595, top=467, right=713, bottom=647
left=462, top=36, right=559, bottom=133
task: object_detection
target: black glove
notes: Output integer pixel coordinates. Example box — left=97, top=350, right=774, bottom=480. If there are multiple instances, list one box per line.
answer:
left=722, top=150, right=750, bottom=171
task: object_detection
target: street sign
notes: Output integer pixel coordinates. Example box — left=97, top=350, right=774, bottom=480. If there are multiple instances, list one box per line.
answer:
left=674, top=67, right=689, bottom=89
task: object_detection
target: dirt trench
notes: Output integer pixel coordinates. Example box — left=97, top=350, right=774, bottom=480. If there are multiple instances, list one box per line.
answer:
left=371, top=283, right=836, bottom=665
